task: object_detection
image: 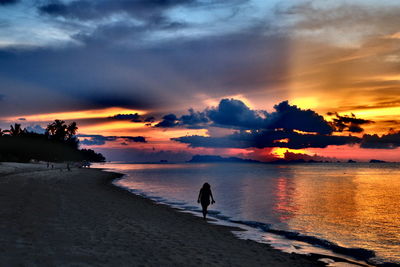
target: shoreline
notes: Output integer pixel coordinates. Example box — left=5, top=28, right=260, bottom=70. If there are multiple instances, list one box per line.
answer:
left=0, top=162, right=335, bottom=266
left=106, top=167, right=379, bottom=267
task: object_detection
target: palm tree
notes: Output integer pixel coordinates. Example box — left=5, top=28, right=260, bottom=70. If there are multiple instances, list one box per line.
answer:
left=46, top=120, right=68, bottom=140
left=46, top=122, right=57, bottom=136
left=66, top=122, right=78, bottom=139
left=8, top=123, right=24, bottom=136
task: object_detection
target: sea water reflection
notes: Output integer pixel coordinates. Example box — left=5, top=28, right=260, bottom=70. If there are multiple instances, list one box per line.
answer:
left=96, top=162, right=400, bottom=264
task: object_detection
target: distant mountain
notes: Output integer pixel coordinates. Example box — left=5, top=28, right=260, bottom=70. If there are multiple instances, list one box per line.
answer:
left=369, top=159, right=387, bottom=163
left=269, top=159, right=325, bottom=164
left=188, top=155, right=261, bottom=163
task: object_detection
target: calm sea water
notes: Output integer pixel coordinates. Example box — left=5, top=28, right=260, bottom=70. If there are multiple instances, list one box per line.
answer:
left=95, top=162, right=400, bottom=265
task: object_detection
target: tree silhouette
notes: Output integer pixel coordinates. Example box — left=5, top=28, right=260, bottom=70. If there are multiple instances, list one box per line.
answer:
left=5, top=123, right=25, bottom=136
left=46, top=120, right=68, bottom=141
left=0, top=120, right=104, bottom=163
left=66, top=122, right=78, bottom=140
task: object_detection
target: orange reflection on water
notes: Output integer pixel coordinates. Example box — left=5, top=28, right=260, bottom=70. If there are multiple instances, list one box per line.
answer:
left=272, top=165, right=400, bottom=262
left=273, top=177, right=297, bottom=222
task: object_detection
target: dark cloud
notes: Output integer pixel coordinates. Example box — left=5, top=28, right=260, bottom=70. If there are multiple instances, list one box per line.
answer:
left=166, top=99, right=359, bottom=150
left=157, top=99, right=333, bottom=134
left=144, top=116, right=155, bottom=123
left=0, top=26, right=289, bottom=116
left=38, top=0, right=194, bottom=21
left=17, top=117, right=26, bottom=121
left=155, top=108, right=208, bottom=128
left=122, top=136, right=146, bottom=143
left=110, top=113, right=142, bottom=122
left=155, top=114, right=179, bottom=128
left=329, top=112, right=373, bottom=133
left=0, top=0, right=18, bottom=5
left=180, top=108, right=209, bottom=129
left=78, top=134, right=146, bottom=146
left=173, top=130, right=360, bottom=149
left=360, top=131, right=400, bottom=149
left=207, top=98, right=264, bottom=129
left=267, top=101, right=333, bottom=134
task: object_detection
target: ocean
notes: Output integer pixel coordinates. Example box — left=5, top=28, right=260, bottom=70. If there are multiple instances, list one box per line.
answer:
left=94, top=162, right=400, bottom=266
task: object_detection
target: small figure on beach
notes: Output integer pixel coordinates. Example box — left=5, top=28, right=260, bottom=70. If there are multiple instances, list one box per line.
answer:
left=197, top=182, right=215, bottom=219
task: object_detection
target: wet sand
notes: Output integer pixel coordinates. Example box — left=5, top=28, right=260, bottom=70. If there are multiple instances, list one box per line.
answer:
left=0, top=162, right=324, bottom=266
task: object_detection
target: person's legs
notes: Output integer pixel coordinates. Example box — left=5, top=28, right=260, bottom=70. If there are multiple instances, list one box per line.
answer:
left=201, top=203, right=208, bottom=219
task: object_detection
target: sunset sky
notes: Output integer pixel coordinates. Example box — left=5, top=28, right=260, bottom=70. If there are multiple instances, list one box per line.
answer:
left=1, top=0, right=400, bottom=162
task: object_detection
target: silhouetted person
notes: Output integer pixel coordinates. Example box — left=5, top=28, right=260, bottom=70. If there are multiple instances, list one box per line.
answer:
left=197, top=182, right=215, bottom=219
left=67, top=163, right=71, bottom=171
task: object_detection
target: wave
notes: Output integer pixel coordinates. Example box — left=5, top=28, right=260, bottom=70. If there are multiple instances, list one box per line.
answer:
left=230, top=220, right=375, bottom=261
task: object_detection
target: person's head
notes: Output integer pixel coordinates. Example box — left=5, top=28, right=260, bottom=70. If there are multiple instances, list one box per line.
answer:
left=202, top=182, right=210, bottom=190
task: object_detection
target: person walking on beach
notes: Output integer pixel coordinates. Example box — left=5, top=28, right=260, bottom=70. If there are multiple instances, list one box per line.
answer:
left=197, top=182, right=215, bottom=220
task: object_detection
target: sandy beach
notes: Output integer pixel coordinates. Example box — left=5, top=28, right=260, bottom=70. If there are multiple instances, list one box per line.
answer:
left=0, top=162, right=324, bottom=266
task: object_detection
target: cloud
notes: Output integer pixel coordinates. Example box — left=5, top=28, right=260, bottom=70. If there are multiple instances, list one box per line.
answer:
left=109, top=113, right=155, bottom=124
left=0, top=26, right=289, bottom=117
left=73, top=19, right=186, bottom=47
left=155, top=108, right=208, bottom=128
left=110, top=113, right=142, bottom=122
left=38, top=0, right=193, bottom=21
left=78, top=134, right=146, bottom=146
left=180, top=108, right=209, bottom=129
left=25, top=125, right=46, bottom=134
left=276, top=1, right=400, bottom=47
left=157, top=99, right=333, bottom=134
left=155, top=114, right=179, bottom=128
left=166, top=99, right=362, bottom=150
left=360, top=131, right=400, bottom=149
left=172, top=130, right=360, bottom=149
left=17, top=117, right=26, bottom=121
left=0, top=0, right=18, bottom=5
left=329, top=112, right=374, bottom=133
left=266, top=101, right=333, bottom=134
left=207, top=98, right=265, bottom=129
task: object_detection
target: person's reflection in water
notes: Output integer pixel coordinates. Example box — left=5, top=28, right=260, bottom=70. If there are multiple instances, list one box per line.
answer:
left=197, top=182, right=215, bottom=219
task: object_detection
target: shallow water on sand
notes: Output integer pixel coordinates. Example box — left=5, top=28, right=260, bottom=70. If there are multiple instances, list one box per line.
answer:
left=95, top=162, right=400, bottom=265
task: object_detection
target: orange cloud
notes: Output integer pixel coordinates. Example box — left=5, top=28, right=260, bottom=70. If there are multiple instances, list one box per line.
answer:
left=1, top=107, right=145, bottom=122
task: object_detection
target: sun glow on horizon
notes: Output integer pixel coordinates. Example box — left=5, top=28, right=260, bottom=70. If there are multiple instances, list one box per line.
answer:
left=272, top=147, right=311, bottom=158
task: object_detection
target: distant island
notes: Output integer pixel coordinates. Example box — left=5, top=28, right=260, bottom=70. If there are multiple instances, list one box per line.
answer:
left=188, top=155, right=261, bottom=163
left=369, top=159, right=387, bottom=163
left=188, top=155, right=393, bottom=164
left=189, top=155, right=329, bottom=164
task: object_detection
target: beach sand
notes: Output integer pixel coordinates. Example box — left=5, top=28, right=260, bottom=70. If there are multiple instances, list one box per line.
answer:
left=0, top=162, right=324, bottom=266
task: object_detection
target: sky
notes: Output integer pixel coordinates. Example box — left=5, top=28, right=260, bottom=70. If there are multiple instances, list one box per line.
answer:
left=1, top=0, right=400, bottom=162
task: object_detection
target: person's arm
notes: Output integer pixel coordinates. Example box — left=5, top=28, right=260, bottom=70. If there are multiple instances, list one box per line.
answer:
left=197, top=189, right=202, bottom=203
left=210, top=190, right=215, bottom=204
